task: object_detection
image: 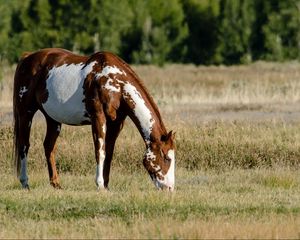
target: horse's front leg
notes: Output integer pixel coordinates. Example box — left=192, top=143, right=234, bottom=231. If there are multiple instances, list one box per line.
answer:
left=91, top=110, right=107, bottom=190
left=43, top=116, right=62, bottom=188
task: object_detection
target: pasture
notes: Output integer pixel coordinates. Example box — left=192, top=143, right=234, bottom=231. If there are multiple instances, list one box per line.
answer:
left=1, top=62, right=300, bottom=238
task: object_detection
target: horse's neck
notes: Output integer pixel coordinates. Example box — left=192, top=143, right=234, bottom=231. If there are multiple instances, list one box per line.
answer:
left=121, top=80, right=166, bottom=145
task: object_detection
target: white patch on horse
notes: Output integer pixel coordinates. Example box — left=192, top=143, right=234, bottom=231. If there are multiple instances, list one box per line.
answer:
left=57, top=125, right=61, bottom=133
left=163, top=150, right=175, bottom=190
left=20, top=146, right=28, bottom=188
left=146, top=148, right=156, bottom=160
left=96, top=65, right=126, bottom=93
left=19, top=86, right=28, bottom=99
left=151, top=162, right=161, bottom=172
left=103, top=78, right=121, bottom=92
left=95, top=137, right=105, bottom=189
left=123, top=83, right=155, bottom=140
left=42, top=61, right=97, bottom=125
left=20, top=155, right=28, bottom=188
left=96, top=65, right=126, bottom=78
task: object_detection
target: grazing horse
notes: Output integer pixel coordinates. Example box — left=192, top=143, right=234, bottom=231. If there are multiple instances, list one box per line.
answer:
left=13, top=48, right=176, bottom=191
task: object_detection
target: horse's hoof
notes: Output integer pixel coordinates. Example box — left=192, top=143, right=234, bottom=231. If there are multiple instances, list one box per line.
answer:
left=51, top=182, right=62, bottom=189
left=96, top=185, right=109, bottom=191
left=22, top=184, right=30, bottom=190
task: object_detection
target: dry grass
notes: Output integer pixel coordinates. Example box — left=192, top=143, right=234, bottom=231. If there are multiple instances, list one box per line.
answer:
left=0, top=63, right=14, bottom=110
left=2, top=119, right=300, bottom=175
left=1, top=62, right=300, bottom=238
left=135, top=61, right=300, bottom=105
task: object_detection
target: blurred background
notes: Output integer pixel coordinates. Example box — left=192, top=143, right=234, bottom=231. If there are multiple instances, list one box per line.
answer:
left=1, top=3, right=300, bottom=237
left=0, top=0, right=299, bottom=65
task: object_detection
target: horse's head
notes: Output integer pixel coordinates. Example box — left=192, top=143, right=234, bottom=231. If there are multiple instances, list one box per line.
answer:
left=143, top=131, right=176, bottom=191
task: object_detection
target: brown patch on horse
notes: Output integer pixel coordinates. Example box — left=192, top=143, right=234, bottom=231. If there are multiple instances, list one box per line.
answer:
left=83, top=54, right=124, bottom=121
left=99, top=77, right=122, bottom=121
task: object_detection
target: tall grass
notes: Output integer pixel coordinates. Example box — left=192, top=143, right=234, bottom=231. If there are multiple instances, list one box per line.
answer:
left=135, top=62, right=300, bottom=105
left=0, top=62, right=14, bottom=110
left=1, top=120, right=300, bottom=174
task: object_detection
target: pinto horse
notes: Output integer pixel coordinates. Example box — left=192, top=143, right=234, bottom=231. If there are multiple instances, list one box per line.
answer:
left=13, top=48, right=175, bottom=191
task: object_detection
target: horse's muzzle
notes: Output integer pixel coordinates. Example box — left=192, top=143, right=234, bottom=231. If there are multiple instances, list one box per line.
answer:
left=150, top=174, right=174, bottom=191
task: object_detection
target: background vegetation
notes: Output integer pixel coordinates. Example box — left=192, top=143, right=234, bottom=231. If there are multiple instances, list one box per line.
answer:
left=0, top=0, right=300, bottom=65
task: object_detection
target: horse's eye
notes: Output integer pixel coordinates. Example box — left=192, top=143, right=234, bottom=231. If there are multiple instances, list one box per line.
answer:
left=164, top=155, right=171, bottom=163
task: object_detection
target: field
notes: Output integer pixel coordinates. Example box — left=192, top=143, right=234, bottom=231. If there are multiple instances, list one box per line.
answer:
left=1, top=62, right=300, bottom=238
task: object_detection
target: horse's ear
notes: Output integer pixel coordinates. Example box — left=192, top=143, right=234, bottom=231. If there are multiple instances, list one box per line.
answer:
left=161, top=130, right=175, bottom=142
left=168, top=130, right=176, bottom=141
left=171, top=131, right=176, bottom=140
left=167, top=130, right=173, bottom=140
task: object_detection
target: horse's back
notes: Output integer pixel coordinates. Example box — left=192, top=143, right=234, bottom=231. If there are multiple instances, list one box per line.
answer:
left=14, top=48, right=89, bottom=92
left=13, top=48, right=131, bottom=125
left=15, top=48, right=126, bottom=78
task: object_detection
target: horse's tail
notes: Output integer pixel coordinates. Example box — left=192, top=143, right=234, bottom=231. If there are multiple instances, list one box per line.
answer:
left=13, top=52, right=32, bottom=176
left=13, top=87, right=20, bottom=177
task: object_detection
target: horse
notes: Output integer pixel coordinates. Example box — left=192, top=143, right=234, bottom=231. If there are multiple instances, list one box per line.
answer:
left=13, top=48, right=176, bottom=191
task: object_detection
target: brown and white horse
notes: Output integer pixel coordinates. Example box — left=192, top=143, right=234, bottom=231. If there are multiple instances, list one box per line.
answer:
left=13, top=48, right=176, bottom=191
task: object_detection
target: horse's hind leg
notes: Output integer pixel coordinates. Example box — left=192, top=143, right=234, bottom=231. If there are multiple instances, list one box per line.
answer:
left=43, top=116, right=62, bottom=188
left=16, top=110, right=36, bottom=189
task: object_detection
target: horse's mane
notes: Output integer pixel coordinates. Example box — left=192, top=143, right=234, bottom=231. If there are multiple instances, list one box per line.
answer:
left=115, top=55, right=167, bottom=136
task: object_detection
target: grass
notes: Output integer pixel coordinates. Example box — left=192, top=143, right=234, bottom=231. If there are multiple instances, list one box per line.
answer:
left=2, top=120, right=300, bottom=174
left=1, top=168, right=300, bottom=238
left=1, top=62, right=300, bottom=238
left=135, top=62, right=300, bottom=105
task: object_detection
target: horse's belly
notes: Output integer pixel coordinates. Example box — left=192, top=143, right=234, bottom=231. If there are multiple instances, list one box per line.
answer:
left=43, top=92, right=89, bottom=125
left=42, top=63, right=94, bottom=125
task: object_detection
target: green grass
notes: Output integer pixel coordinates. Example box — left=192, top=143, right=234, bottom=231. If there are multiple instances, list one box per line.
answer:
left=1, top=168, right=300, bottom=238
